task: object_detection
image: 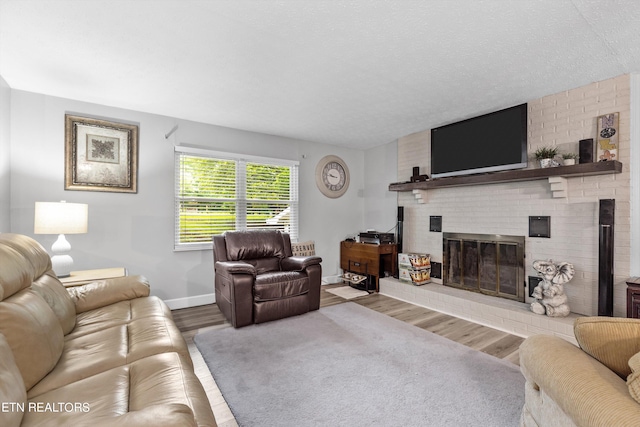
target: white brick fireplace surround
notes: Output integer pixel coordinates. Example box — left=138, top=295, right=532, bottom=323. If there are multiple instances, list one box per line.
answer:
left=396, top=74, right=634, bottom=319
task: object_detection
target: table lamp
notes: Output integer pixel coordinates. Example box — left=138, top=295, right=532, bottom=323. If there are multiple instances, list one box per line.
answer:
left=34, top=201, right=88, bottom=277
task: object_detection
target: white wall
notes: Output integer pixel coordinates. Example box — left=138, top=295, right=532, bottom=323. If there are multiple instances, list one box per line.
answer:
left=0, top=76, right=10, bottom=232
left=9, top=90, right=367, bottom=307
left=363, top=141, right=398, bottom=234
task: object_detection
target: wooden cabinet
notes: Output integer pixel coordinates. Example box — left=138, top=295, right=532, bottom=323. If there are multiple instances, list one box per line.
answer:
left=340, top=241, right=397, bottom=292
left=627, top=277, right=640, bottom=318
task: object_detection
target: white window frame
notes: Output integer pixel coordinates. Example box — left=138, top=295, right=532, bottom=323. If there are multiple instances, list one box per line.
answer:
left=174, top=145, right=299, bottom=251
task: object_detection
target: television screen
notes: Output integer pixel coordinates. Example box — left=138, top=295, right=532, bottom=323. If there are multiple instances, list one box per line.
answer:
left=431, top=103, right=528, bottom=178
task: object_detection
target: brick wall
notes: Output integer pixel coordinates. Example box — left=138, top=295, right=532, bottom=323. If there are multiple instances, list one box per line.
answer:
left=397, top=74, right=631, bottom=316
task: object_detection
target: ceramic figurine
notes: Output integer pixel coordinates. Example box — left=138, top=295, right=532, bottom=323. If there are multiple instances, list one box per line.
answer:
left=530, top=259, right=575, bottom=317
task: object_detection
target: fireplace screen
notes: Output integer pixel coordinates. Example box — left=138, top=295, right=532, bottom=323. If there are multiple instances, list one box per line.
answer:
left=443, top=233, right=525, bottom=302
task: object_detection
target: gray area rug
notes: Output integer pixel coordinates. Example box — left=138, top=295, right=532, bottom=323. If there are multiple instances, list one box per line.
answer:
left=194, top=302, right=525, bottom=427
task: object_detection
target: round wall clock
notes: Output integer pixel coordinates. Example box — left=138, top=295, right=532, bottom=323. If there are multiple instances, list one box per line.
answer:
left=315, top=155, right=350, bottom=198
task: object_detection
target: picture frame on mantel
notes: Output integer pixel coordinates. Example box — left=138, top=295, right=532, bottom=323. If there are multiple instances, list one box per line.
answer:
left=596, top=112, right=619, bottom=162
left=65, top=114, right=139, bottom=193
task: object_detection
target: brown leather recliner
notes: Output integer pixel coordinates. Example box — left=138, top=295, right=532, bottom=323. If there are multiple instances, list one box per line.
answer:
left=213, top=230, right=322, bottom=328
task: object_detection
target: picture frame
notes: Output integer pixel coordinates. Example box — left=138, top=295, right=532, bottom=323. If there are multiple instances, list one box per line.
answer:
left=65, top=114, right=138, bottom=193
left=596, top=112, right=619, bottom=162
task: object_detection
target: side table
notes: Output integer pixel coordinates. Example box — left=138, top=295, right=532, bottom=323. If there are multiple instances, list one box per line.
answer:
left=58, top=267, right=127, bottom=287
left=626, top=277, right=640, bottom=318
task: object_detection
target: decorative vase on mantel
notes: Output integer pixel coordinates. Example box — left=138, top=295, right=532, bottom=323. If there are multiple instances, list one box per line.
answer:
left=562, top=153, right=578, bottom=166
left=534, top=146, right=560, bottom=169
left=539, top=158, right=555, bottom=168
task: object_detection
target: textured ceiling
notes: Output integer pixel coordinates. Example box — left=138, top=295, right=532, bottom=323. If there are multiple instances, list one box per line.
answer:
left=1, top=0, right=640, bottom=149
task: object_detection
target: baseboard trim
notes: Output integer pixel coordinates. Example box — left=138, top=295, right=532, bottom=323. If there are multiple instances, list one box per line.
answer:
left=166, top=276, right=340, bottom=309
left=164, top=293, right=215, bottom=310
left=323, top=275, right=343, bottom=284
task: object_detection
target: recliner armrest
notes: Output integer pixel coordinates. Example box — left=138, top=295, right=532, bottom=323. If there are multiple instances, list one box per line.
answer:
left=67, top=275, right=150, bottom=313
left=215, top=261, right=256, bottom=276
left=281, top=256, right=322, bottom=271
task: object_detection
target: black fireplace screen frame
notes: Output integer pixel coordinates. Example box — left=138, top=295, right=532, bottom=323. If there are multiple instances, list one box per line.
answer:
left=442, top=232, right=525, bottom=302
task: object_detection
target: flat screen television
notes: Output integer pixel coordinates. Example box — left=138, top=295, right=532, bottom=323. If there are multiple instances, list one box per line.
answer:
left=430, top=103, right=528, bottom=178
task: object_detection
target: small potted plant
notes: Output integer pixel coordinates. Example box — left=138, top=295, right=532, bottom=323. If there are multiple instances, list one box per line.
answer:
left=561, top=153, right=578, bottom=166
left=534, top=146, right=559, bottom=168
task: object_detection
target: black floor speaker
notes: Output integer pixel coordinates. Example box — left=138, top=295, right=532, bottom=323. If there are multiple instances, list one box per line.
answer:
left=396, top=206, right=404, bottom=254
left=598, top=199, right=615, bottom=316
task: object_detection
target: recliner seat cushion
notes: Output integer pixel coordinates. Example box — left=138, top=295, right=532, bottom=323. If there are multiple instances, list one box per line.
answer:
left=254, top=271, right=309, bottom=301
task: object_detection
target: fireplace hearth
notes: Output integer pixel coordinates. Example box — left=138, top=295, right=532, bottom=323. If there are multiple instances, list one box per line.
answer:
left=443, top=233, right=525, bottom=302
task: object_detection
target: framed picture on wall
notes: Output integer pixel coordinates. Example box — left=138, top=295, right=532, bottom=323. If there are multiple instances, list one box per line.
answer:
left=65, top=114, right=139, bottom=193
left=596, top=112, right=619, bottom=162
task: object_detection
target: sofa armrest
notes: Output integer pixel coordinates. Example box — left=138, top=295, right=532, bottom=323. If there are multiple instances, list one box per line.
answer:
left=215, top=261, right=256, bottom=276
left=281, top=256, right=322, bottom=272
left=67, top=275, right=150, bottom=313
left=520, top=334, right=640, bottom=427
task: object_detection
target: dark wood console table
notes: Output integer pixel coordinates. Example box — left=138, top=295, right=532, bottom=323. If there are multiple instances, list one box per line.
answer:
left=340, top=241, right=397, bottom=292
left=627, top=277, right=640, bottom=318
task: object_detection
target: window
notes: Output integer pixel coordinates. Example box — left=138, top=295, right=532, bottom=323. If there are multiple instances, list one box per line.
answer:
left=174, top=146, right=299, bottom=250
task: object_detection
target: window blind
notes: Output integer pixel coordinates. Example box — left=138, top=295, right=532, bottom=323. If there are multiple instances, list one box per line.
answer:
left=174, top=146, right=299, bottom=251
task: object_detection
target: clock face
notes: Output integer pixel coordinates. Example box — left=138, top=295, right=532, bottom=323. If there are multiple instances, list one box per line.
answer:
left=315, top=155, right=349, bottom=198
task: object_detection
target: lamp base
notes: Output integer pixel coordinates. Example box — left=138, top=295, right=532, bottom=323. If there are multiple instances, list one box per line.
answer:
left=51, top=234, right=74, bottom=278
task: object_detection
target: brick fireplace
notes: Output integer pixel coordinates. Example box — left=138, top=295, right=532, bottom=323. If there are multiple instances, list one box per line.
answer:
left=395, top=74, right=632, bottom=317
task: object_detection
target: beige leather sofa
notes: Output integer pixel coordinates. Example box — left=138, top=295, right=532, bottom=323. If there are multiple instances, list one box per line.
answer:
left=519, top=317, right=640, bottom=427
left=0, top=233, right=216, bottom=427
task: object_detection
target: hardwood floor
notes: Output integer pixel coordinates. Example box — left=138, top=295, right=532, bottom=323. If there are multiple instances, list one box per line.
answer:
left=172, top=284, right=524, bottom=426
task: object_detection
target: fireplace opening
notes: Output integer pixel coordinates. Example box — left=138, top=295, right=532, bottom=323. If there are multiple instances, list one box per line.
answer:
left=443, top=233, right=525, bottom=302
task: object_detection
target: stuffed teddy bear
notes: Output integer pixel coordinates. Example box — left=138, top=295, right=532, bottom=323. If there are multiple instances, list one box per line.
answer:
left=530, top=259, right=575, bottom=317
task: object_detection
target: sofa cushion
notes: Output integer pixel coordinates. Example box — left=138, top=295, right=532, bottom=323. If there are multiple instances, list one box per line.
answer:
left=67, top=295, right=172, bottom=340
left=0, top=244, right=34, bottom=301
left=254, top=271, right=309, bottom=301
left=0, top=288, right=64, bottom=391
left=627, top=351, right=640, bottom=403
left=31, top=270, right=77, bottom=335
left=0, top=233, right=52, bottom=283
left=224, top=230, right=286, bottom=261
left=23, top=352, right=215, bottom=427
left=291, top=240, right=315, bottom=256
left=0, top=333, right=26, bottom=427
left=574, top=317, right=640, bottom=378
left=28, top=315, right=191, bottom=398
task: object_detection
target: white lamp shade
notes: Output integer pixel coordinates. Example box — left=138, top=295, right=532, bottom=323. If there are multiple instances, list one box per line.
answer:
left=34, top=202, right=88, bottom=234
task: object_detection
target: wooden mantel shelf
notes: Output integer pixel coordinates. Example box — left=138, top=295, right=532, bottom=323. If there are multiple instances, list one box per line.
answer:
left=389, top=161, right=623, bottom=192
